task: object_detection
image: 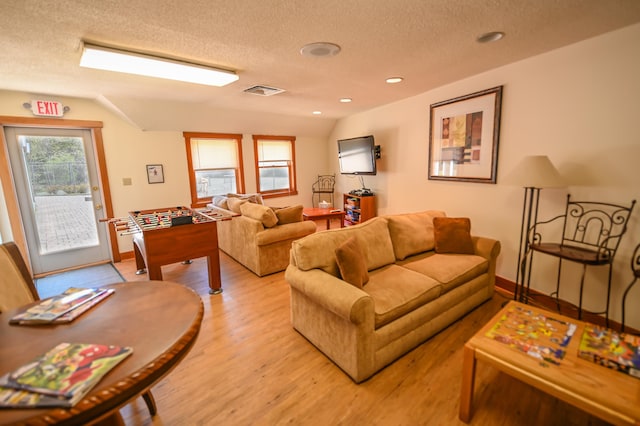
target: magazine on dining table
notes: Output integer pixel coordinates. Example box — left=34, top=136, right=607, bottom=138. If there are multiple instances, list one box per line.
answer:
left=9, top=287, right=114, bottom=325
left=0, top=342, right=133, bottom=408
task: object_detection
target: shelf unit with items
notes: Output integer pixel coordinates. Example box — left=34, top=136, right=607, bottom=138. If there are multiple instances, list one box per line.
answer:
left=343, top=194, right=376, bottom=226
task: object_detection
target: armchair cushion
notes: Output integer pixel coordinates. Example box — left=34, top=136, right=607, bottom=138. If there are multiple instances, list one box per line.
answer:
left=274, top=205, right=304, bottom=225
left=335, top=236, right=369, bottom=288
left=240, top=202, right=278, bottom=228
left=227, top=197, right=248, bottom=214
left=227, top=192, right=264, bottom=205
left=433, top=217, right=474, bottom=254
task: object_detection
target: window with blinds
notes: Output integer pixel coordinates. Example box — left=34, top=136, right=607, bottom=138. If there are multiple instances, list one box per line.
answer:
left=183, top=132, right=244, bottom=207
left=253, top=135, right=297, bottom=197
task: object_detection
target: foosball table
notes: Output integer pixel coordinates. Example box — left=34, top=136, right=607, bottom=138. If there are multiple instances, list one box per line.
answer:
left=106, top=206, right=230, bottom=294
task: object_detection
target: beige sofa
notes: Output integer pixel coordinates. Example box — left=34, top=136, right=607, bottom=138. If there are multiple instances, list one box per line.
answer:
left=207, top=194, right=316, bottom=276
left=285, top=211, right=501, bottom=382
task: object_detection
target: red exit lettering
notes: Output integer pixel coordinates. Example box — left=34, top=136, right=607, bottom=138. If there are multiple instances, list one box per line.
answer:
left=31, top=100, right=64, bottom=117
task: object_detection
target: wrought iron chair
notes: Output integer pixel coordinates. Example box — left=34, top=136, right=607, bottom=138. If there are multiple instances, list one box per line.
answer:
left=0, top=241, right=158, bottom=417
left=311, top=174, right=335, bottom=207
left=622, top=242, right=640, bottom=332
left=522, top=195, right=636, bottom=326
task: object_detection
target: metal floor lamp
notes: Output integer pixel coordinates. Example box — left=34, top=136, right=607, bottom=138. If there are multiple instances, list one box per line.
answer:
left=507, top=155, right=565, bottom=303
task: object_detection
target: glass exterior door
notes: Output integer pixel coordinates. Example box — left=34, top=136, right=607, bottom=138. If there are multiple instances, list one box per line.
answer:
left=4, top=127, right=110, bottom=274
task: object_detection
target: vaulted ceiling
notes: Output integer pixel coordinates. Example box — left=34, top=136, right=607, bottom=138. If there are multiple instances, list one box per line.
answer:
left=2, top=0, right=640, bottom=136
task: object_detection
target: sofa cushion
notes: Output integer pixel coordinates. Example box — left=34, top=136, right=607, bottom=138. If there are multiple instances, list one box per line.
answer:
left=402, top=254, right=488, bottom=293
left=241, top=202, right=278, bottom=228
left=365, top=264, right=441, bottom=328
left=290, top=217, right=395, bottom=276
left=227, top=197, right=248, bottom=214
left=274, top=205, right=303, bottom=224
left=433, top=217, right=474, bottom=254
left=335, top=237, right=369, bottom=288
left=386, top=211, right=446, bottom=260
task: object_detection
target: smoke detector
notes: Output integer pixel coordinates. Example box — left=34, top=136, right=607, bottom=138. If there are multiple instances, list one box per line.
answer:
left=300, top=42, right=341, bottom=57
left=243, top=85, right=286, bottom=96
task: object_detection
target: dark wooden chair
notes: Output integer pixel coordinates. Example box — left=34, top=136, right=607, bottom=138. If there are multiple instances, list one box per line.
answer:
left=311, top=174, right=335, bottom=207
left=0, top=241, right=158, bottom=417
left=622, top=242, right=640, bottom=332
left=522, top=195, right=636, bottom=326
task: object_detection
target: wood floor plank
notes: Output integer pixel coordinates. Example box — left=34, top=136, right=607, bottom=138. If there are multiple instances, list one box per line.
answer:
left=113, top=252, right=612, bottom=426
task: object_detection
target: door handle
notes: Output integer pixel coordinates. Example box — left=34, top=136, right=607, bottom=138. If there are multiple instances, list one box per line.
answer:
left=95, top=204, right=103, bottom=210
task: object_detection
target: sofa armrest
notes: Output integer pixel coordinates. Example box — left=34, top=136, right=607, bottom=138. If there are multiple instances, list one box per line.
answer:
left=472, top=236, right=501, bottom=261
left=256, top=221, right=316, bottom=246
left=285, top=266, right=374, bottom=326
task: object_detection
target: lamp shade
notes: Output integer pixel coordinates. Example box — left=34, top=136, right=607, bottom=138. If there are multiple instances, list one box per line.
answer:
left=504, top=155, right=565, bottom=188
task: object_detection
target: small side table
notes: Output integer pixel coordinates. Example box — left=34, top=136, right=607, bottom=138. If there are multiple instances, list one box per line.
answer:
left=302, top=207, right=345, bottom=230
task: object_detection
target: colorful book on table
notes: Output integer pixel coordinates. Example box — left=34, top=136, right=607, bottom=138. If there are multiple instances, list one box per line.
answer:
left=9, top=287, right=114, bottom=325
left=0, top=342, right=133, bottom=408
left=578, top=324, right=640, bottom=379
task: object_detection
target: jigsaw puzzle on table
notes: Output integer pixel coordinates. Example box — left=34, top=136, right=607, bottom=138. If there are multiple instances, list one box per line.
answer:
left=485, top=305, right=577, bottom=366
left=578, top=324, right=640, bottom=379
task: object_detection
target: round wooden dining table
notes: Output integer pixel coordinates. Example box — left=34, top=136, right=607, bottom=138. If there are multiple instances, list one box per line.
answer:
left=0, top=281, right=203, bottom=425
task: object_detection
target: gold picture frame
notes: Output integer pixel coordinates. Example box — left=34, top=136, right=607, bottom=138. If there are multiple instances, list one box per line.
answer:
left=428, top=86, right=503, bottom=183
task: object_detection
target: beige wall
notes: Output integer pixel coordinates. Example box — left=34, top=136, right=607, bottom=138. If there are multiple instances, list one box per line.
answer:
left=1, top=23, right=638, bottom=328
left=0, top=91, right=327, bottom=253
left=330, top=23, right=640, bottom=328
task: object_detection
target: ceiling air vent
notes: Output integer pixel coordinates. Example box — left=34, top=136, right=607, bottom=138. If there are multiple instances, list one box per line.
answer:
left=243, top=85, right=286, bottom=96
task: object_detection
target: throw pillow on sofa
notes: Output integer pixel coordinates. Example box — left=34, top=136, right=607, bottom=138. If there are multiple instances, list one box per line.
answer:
left=227, top=198, right=248, bottom=214
left=386, top=210, right=446, bottom=260
left=227, top=192, right=264, bottom=205
left=433, top=217, right=474, bottom=254
left=273, top=205, right=303, bottom=225
left=335, top=236, right=369, bottom=288
left=211, top=195, right=229, bottom=210
left=240, top=202, right=279, bottom=228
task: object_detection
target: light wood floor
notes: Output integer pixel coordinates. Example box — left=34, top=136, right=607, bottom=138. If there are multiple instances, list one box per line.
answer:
left=113, top=252, right=611, bottom=426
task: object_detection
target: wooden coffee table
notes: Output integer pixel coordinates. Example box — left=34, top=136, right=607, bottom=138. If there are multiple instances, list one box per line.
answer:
left=0, top=281, right=203, bottom=425
left=460, top=301, right=640, bottom=426
left=302, top=207, right=345, bottom=230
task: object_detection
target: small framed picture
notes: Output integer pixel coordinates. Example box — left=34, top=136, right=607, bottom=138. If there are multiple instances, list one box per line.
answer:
left=146, top=164, right=164, bottom=184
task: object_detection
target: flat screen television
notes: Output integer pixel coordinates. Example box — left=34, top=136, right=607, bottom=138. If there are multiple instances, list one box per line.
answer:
left=337, top=135, right=377, bottom=175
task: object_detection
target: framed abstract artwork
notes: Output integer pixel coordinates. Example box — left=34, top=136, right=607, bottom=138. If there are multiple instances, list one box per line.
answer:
left=428, top=86, right=503, bottom=183
left=146, top=164, right=164, bottom=184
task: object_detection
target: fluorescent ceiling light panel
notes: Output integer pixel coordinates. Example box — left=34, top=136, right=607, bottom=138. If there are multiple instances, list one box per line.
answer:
left=79, top=43, right=239, bottom=87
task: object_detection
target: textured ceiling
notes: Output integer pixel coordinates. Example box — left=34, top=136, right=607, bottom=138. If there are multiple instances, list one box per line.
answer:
left=2, top=0, right=640, bottom=135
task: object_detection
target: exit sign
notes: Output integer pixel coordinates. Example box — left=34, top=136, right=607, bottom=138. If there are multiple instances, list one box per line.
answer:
left=31, top=100, right=64, bottom=117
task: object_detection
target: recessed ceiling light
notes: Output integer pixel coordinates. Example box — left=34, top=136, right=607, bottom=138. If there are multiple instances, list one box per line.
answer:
left=300, top=42, right=341, bottom=57
left=312, top=111, right=322, bottom=115
left=477, top=32, right=505, bottom=43
left=339, top=98, right=352, bottom=103
left=386, top=77, right=404, bottom=84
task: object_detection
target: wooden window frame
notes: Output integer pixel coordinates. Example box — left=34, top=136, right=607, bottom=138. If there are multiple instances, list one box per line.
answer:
left=183, top=132, right=245, bottom=208
left=252, top=135, right=298, bottom=198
